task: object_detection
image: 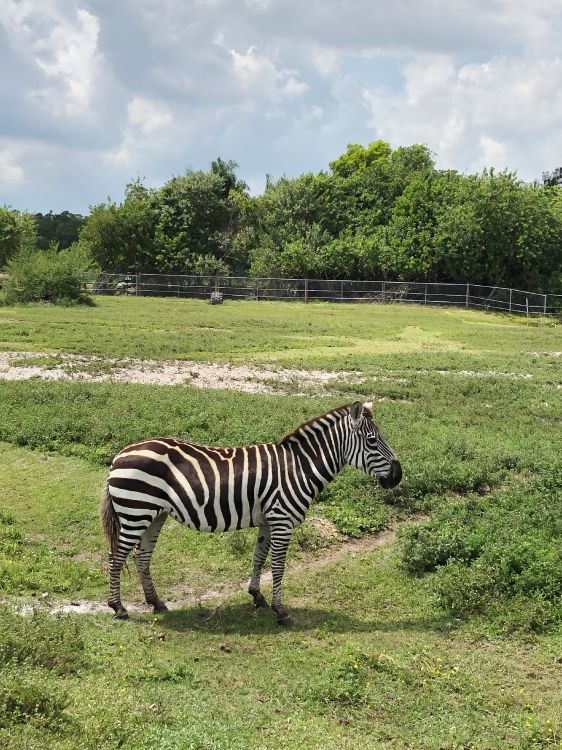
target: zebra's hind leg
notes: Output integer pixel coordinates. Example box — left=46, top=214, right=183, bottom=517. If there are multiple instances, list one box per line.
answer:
left=248, top=523, right=271, bottom=609
left=135, top=512, right=169, bottom=613
left=108, top=538, right=140, bottom=620
left=269, top=521, right=293, bottom=626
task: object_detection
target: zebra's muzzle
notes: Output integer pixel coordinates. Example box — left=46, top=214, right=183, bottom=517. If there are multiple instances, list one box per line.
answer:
left=378, top=460, right=402, bottom=489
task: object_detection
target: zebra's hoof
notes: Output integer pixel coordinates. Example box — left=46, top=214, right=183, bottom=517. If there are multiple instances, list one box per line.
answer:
left=253, top=592, right=268, bottom=609
left=113, top=610, right=129, bottom=620
left=153, top=602, right=169, bottom=613
left=276, top=614, right=293, bottom=627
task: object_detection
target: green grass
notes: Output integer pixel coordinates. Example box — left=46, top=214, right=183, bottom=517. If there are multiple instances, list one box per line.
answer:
left=0, top=296, right=560, bottom=373
left=0, top=297, right=561, bottom=748
left=0, top=550, right=560, bottom=749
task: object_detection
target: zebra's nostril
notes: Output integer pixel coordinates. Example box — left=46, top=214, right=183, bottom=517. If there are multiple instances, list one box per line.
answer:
left=379, top=460, right=402, bottom=489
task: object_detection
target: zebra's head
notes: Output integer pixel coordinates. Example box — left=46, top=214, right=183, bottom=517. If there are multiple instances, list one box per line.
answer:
left=344, top=401, right=402, bottom=489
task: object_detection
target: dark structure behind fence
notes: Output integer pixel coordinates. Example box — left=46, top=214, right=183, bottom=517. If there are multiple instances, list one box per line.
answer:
left=89, top=273, right=562, bottom=316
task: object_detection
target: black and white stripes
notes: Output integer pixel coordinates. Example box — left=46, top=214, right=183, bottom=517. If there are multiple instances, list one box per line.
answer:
left=102, top=400, right=402, bottom=624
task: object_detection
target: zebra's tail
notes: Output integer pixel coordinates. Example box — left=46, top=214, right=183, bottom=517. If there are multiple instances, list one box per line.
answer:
left=101, top=480, right=120, bottom=556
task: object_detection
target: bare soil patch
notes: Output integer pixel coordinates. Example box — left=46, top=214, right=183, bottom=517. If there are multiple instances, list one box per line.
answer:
left=0, top=351, right=361, bottom=395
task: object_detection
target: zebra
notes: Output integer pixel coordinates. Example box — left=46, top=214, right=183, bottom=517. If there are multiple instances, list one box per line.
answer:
left=101, top=400, right=402, bottom=625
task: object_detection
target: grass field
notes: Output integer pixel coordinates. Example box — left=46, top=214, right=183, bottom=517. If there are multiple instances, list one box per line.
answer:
left=0, top=297, right=561, bottom=749
left=0, top=296, right=559, bottom=373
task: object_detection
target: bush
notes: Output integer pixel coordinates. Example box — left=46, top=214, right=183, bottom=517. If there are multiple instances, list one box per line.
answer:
left=4, top=243, right=98, bottom=305
left=399, top=471, right=562, bottom=632
left=0, top=666, right=68, bottom=729
left=0, top=606, right=86, bottom=675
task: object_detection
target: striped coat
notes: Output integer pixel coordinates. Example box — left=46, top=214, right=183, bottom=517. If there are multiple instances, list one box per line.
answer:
left=102, top=401, right=402, bottom=625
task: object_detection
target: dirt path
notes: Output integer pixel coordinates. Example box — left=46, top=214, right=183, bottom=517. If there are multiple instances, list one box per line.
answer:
left=18, top=525, right=407, bottom=617
left=0, top=351, right=362, bottom=395
left=0, top=350, right=543, bottom=396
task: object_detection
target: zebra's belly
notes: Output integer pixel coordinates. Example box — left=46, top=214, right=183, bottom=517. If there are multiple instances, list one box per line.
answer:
left=194, top=518, right=261, bottom=533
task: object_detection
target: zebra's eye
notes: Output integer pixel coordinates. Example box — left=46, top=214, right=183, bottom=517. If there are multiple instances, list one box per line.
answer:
left=366, top=435, right=379, bottom=448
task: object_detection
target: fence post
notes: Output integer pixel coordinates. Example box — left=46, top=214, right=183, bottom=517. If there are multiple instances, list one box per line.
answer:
left=509, top=288, right=512, bottom=313
left=424, top=283, right=428, bottom=306
left=304, top=278, right=309, bottom=303
left=382, top=280, right=386, bottom=303
left=465, top=282, right=470, bottom=309
left=340, top=280, right=344, bottom=301
left=544, top=294, right=547, bottom=316
left=136, top=273, right=140, bottom=296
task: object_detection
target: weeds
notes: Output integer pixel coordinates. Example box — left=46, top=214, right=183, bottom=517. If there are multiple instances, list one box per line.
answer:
left=399, top=472, right=562, bottom=631
left=0, top=606, right=86, bottom=674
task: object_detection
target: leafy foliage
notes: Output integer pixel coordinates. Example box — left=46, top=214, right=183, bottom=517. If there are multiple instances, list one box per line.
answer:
left=399, top=471, right=562, bottom=631
left=0, top=207, right=37, bottom=268
left=3, top=243, right=98, bottom=305
left=34, top=211, right=85, bottom=250
left=74, top=145, right=562, bottom=291
left=80, top=162, right=249, bottom=275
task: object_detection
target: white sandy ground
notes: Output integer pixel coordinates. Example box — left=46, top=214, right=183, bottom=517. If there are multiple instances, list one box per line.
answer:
left=0, top=351, right=361, bottom=394
left=0, top=351, right=558, bottom=394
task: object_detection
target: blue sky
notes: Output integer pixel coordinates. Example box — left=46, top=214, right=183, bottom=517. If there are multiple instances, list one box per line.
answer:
left=1, top=0, right=562, bottom=214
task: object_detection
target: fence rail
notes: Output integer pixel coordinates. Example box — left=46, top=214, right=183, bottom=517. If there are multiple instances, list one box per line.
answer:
left=88, top=273, right=562, bottom=316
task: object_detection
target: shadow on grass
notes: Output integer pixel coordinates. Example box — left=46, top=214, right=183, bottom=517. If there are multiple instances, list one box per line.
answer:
left=142, top=601, right=456, bottom=636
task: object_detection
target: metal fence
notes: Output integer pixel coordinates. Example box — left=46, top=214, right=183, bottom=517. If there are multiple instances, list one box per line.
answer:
left=88, top=273, right=562, bottom=316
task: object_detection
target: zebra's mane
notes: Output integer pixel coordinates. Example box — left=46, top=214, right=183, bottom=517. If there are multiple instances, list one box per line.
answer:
left=280, top=403, right=370, bottom=444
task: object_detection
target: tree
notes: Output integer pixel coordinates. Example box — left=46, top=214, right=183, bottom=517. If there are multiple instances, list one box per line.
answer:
left=153, top=169, right=237, bottom=273
left=34, top=211, right=85, bottom=250
left=329, top=140, right=392, bottom=178
left=0, top=207, right=37, bottom=268
left=542, top=167, right=562, bottom=187
left=79, top=180, right=156, bottom=272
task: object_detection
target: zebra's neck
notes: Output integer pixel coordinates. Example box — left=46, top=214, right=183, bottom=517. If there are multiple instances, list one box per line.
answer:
left=279, top=407, right=347, bottom=496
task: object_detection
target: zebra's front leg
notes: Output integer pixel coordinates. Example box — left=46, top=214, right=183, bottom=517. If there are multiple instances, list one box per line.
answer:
left=248, top=523, right=271, bottom=609
left=269, top=522, right=293, bottom=626
left=135, top=513, right=168, bottom=613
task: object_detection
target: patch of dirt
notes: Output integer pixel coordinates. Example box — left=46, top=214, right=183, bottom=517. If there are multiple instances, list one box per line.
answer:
left=0, top=351, right=362, bottom=395
left=308, top=517, right=342, bottom=542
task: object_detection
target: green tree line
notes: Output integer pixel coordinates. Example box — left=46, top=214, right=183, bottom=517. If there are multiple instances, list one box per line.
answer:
left=2, top=145, right=562, bottom=292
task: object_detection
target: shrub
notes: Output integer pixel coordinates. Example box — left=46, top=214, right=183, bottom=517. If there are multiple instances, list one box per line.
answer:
left=399, top=471, right=562, bottom=632
left=0, top=606, right=86, bottom=674
left=4, top=243, right=98, bottom=305
left=0, top=666, right=68, bottom=729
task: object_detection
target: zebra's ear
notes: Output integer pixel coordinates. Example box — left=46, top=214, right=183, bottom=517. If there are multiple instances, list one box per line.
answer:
left=350, top=400, right=364, bottom=426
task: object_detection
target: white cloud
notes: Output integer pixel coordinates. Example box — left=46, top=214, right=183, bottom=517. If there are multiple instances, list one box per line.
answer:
left=230, top=45, right=308, bottom=100
left=364, top=52, right=562, bottom=178
left=127, top=97, right=173, bottom=135
left=0, top=145, right=25, bottom=185
left=33, top=8, right=100, bottom=111
left=1, top=1, right=104, bottom=116
left=2, top=0, right=562, bottom=211
left=108, top=96, right=174, bottom=166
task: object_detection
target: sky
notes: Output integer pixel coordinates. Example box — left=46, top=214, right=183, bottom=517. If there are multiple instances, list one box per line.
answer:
left=1, top=0, right=562, bottom=214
